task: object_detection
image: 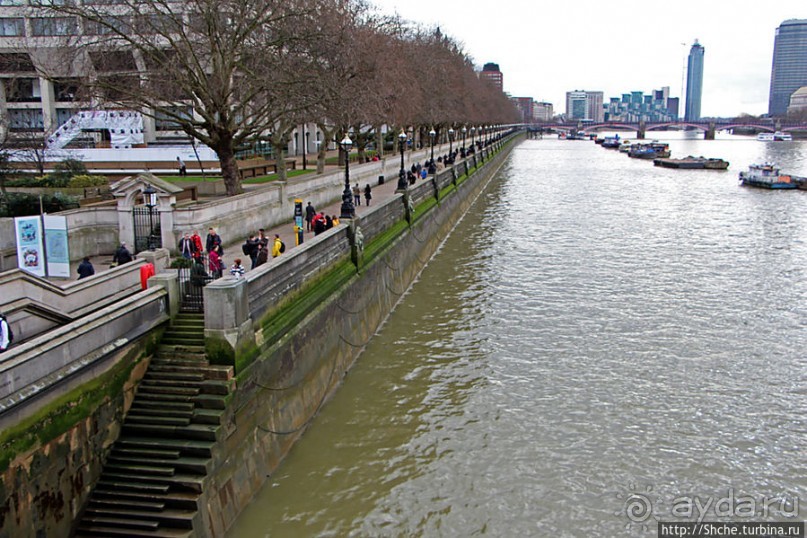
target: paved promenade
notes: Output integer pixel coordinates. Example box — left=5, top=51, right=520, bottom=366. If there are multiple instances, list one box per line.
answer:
left=65, top=142, right=458, bottom=279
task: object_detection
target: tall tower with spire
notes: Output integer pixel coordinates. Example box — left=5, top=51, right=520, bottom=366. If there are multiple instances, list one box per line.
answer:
left=684, top=40, right=705, bottom=121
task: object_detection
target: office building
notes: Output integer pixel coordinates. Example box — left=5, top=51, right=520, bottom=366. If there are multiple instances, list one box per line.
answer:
left=565, top=90, right=603, bottom=122
left=684, top=40, right=704, bottom=121
left=533, top=101, right=553, bottom=121
left=480, top=63, right=503, bottom=92
left=768, top=19, right=807, bottom=117
left=603, top=87, right=678, bottom=122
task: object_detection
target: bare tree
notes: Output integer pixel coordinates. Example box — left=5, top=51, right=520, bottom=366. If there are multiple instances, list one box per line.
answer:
left=39, top=0, right=355, bottom=196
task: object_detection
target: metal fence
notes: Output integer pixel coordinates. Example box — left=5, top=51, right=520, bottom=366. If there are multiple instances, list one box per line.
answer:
left=132, top=205, right=161, bottom=254
left=177, top=254, right=213, bottom=312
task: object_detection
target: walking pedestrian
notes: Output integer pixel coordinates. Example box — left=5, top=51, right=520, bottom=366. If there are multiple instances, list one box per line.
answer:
left=112, top=242, right=133, bottom=266
left=364, top=184, right=372, bottom=206
left=190, top=230, right=203, bottom=258
left=272, top=234, right=283, bottom=258
left=178, top=232, right=196, bottom=259
left=176, top=156, right=187, bottom=176
left=206, top=227, right=222, bottom=254
left=244, top=233, right=260, bottom=269
left=305, top=202, right=316, bottom=232
left=77, top=257, right=95, bottom=279
left=353, top=183, right=361, bottom=206
left=0, top=313, right=11, bottom=353
left=209, top=245, right=224, bottom=278
left=255, top=243, right=269, bottom=267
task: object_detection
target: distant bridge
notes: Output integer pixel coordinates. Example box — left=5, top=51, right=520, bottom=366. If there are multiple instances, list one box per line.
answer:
left=530, top=119, right=807, bottom=139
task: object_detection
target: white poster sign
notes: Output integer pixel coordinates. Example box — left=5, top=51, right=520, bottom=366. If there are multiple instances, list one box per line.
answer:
left=14, top=216, right=45, bottom=277
left=44, top=215, right=70, bottom=278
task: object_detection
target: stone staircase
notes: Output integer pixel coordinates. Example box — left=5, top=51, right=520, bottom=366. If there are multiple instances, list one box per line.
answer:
left=74, top=313, right=234, bottom=538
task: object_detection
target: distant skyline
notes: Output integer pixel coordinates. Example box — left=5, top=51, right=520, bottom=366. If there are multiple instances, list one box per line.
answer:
left=370, top=0, right=806, bottom=118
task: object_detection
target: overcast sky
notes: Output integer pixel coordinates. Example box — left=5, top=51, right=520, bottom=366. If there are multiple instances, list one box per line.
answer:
left=370, top=0, right=805, bottom=118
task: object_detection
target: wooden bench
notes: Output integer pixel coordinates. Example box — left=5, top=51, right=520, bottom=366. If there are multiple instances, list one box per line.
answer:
left=237, top=158, right=297, bottom=180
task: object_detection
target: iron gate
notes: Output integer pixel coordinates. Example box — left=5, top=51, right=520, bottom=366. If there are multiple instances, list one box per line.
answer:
left=178, top=255, right=212, bottom=312
left=133, top=206, right=161, bottom=254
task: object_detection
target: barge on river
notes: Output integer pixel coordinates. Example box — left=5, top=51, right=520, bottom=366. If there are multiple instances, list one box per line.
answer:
left=653, top=157, right=729, bottom=170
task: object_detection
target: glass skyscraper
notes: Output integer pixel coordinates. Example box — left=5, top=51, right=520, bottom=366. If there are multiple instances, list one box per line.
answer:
left=684, top=40, right=705, bottom=121
left=768, top=19, right=807, bottom=117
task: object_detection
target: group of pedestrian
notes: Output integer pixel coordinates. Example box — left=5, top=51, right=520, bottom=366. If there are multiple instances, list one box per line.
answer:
left=311, top=212, right=341, bottom=236
left=305, top=202, right=344, bottom=236
left=241, top=228, right=285, bottom=270
left=349, top=184, right=373, bottom=207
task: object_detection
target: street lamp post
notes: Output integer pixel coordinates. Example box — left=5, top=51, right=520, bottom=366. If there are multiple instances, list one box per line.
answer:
left=461, top=126, right=467, bottom=153
left=143, top=184, right=157, bottom=251
left=429, top=128, right=436, bottom=162
left=470, top=127, right=476, bottom=149
left=397, top=130, right=408, bottom=191
left=448, top=128, right=454, bottom=157
left=339, top=135, right=354, bottom=220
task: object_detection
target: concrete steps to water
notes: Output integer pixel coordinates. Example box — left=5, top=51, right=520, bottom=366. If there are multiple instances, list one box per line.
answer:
left=74, top=313, right=234, bottom=538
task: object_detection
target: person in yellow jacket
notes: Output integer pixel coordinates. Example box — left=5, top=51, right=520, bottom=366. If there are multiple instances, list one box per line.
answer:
left=272, top=234, right=283, bottom=258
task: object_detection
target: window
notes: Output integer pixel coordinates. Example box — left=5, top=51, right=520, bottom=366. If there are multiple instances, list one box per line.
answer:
left=0, top=53, right=35, bottom=73
left=3, top=78, right=41, bottom=102
left=84, top=15, right=131, bottom=35
left=0, top=0, right=26, bottom=5
left=56, top=108, right=77, bottom=126
left=31, top=17, right=77, bottom=36
left=0, top=18, right=24, bottom=37
left=89, top=50, right=136, bottom=72
left=54, top=78, right=82, bottom=101
left=7, top=109, right=45, bottom=131
left=155, top=106, right=192, bottom=131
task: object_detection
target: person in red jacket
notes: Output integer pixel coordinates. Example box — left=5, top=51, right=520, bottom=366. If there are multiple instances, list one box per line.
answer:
left=190, top=230, right=203, bottom=259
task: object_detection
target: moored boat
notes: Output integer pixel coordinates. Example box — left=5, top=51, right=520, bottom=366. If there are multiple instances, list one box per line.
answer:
left=601, top=135, right=622, bottom=149
left=628, top=141, right=671, bottom=159
left=653, top=156, right=729, bottom=170
left=756, top=131, right=793, bottom=141
left=739, top=163, right=803, bottom=189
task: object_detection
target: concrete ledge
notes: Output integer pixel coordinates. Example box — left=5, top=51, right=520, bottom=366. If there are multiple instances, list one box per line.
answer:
left=0, top=286, right=168, bottom=426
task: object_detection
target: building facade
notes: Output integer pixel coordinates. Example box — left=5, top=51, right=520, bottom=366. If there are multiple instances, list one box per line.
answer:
left=603, top=87, right=678, bottom=122
left=480, top=63, right=503, bottom=93
left=788, top=86, right=807, bottom=116
left=565, top=90, right=603, bottom=122
left=768, top=19, right=807, bottom=117
left=533, top=101, right=553, bottom=122
left=684, top=40, right=704, bottom=121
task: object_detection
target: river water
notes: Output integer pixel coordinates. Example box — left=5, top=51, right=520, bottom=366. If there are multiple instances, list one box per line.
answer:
left=229, top=132, right=807, bottom=537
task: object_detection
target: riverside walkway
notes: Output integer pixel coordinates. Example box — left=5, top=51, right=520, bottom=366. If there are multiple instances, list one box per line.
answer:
left=65, top=142, right=461, bottom=279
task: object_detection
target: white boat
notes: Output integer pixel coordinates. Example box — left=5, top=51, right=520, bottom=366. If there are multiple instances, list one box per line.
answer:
left=756, top=131, right=793, bottom=141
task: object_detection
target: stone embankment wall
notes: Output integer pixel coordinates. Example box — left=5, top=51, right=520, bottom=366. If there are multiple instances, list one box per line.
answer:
left=196, top=133, right=522, bottom=536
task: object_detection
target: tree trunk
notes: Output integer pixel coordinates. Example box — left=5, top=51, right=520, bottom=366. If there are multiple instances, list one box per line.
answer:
left=375, top=125, right=384, bottom=159
left=216, top=145, right=242, bottom=196
left=316, top=123, right=336, bottom=175
left=316, top=143, right=327, bottom=174
left=274, top=141, right=287, bottom=181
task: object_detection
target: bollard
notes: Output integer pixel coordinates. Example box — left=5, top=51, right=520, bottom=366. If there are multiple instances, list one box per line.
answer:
left=378, top=175, right=384, bottom=185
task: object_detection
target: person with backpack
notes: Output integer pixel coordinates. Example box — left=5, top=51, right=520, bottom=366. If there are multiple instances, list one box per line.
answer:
left=243, top=233, right=259, bottom=269
left=112, top=242, right=133, bottom=266
left=272, top=234, right=285, bottom=258
left=0, top=313, right=12, bottom=352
